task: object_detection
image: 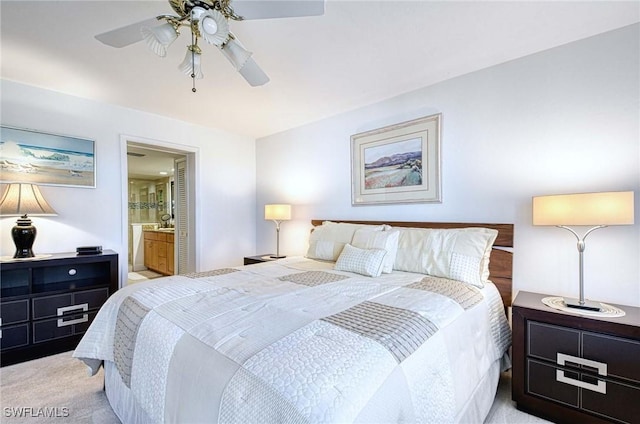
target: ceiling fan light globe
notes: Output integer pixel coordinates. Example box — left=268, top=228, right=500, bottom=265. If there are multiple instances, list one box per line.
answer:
left=178, top=48, right=204, bottom=79
left=141, top=23, right=178, bottom=57
left=239, top=57, right=270, bottom=86
left=220, top=38, right=251, bottom=70
left=198, top=10, right=229, bottom=46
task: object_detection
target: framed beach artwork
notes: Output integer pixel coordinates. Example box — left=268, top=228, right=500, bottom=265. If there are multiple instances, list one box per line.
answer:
left=351, top=113, right=441, bottom=205
left=0, top=126, right=95, bottom=188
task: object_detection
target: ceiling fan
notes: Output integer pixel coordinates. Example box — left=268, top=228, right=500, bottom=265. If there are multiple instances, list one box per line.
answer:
left=95, top=0, right=325, bottom=91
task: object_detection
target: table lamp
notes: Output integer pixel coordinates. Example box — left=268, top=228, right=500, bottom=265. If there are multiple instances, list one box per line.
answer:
left=0, top=183, right=58, bottom=258
left=264, top=204, right=291, bottom=259
left=532, top=191, right=634, bottom=311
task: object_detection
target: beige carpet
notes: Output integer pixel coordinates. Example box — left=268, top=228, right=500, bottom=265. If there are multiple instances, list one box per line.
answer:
left=0, top=351, right=550, bottom=423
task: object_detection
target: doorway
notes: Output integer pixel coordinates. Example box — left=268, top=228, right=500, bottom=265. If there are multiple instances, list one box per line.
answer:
left=123, top=139, right=196, bottom=286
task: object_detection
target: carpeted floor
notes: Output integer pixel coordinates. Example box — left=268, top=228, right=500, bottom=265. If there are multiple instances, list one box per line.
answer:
left=0, top=351, right=551, bottom=423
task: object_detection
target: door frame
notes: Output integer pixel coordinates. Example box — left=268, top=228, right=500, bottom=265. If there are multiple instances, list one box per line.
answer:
left=120, top=134, right=198, bottom=287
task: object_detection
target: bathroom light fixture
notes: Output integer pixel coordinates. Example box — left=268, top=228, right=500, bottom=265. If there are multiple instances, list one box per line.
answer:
left=533, top=191, right=634, bottom=311
left=0, top=184, right=58, bottom=258
left=264, top=204, right=291, bottom=259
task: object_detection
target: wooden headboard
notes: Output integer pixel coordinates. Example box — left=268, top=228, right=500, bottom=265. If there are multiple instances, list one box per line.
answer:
left=311, top=220, right=514, bottom=307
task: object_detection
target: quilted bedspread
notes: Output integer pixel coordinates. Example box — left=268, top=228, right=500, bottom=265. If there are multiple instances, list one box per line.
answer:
left=74, top=257, right=511, bottom=423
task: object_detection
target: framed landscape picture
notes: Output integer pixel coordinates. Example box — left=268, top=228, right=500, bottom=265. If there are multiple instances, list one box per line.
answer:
left=351, top=113, right=441, bottom=205
left=0, top=125, right=95, bottom=188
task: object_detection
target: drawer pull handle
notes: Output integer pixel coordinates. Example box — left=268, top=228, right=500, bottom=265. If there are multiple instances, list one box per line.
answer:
left=68, top=268, right=77, bottom=276
left=56, top=303, right=88, bottom=327
left=557, top=353, right=607, bottom=376
left=556, top=370, right=607, bottom=394
left=556, top=353, right=607, bottom=394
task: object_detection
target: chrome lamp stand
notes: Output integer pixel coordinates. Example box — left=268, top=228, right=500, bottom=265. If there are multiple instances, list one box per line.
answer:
left=557, top=225, right=606, bottom=311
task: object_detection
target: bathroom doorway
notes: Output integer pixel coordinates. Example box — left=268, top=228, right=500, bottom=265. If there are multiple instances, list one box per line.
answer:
left=124, top=140, right=196, bottom=285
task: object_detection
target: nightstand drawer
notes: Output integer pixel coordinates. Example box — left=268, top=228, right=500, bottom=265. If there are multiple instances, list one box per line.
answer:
left=582, top=378, right=640, bottom=423
left=528, top=358, right=640, bottom=423
left=528, top=321, right=580, bottom=362
left=0, top=323, right=29, bottom=350
left=32, top=288, right=109, bottom=319
left=583, top=333, right=640, bottom=384
left=527, top=359, right=580, bottom=407
left=0, top=299, right=29, bottom=325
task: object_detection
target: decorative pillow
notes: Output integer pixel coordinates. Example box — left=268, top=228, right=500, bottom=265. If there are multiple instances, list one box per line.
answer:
left=306, top=221, right=384, bottom=261
left=391, top=227, right=498, bottom=287
left=334, top=244, right=387, bottom=277
left=351, top=228, right=399, bottom=273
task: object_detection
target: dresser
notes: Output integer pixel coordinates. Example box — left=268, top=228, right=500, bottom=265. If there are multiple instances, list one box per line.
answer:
left=512, top=291, right=640, bottom=424
left=0, top=250, right=118, bottom=366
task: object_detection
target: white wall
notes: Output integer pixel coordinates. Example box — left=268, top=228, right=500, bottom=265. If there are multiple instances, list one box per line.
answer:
left=256, top=24, right=640, bottom=307
left=1, top=80, right=257, bottom=284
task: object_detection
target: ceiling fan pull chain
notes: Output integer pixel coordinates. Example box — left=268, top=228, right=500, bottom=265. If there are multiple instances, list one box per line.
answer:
left=191, top=9, right=197, bottom=92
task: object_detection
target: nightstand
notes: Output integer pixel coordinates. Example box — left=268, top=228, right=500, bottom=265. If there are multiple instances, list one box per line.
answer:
left=512, top=291, right=640, bottom=424
left=243, top=254, right=277, bottom=265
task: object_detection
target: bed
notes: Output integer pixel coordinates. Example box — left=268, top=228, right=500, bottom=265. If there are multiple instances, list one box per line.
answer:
left=74, top=220, right=513, bottom=423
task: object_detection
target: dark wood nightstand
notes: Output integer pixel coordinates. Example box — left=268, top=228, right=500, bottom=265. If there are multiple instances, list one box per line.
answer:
left=243, top=254, right=278, bottom=265
left=512, top=291, right=640, bottom=424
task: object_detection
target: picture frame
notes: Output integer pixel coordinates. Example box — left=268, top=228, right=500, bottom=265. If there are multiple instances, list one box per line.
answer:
left=351, top=113, right=441, bottom=205
left=0, top=125, right=96, bottom=188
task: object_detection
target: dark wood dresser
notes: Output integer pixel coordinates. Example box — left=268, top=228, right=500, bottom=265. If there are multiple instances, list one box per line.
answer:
left=0, top=250, right=118, bottom=366
left=512, top=291, right=640, bottom=423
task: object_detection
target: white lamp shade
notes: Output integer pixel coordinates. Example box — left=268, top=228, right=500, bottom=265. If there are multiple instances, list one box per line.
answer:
left=0, top=183, right=57, bottom=216
left=141, top=23, right=178, bottom=57
left=533, top=191, right=634, bottom=226
left=238, top=57, right=270, bottom=87
left=178, top=48, right=204, bottom=79
left=219, top=37, right=252, bottom=71
left=197, top=9, right=229, bottom=46
left=265, top=204, right=291, bottom=221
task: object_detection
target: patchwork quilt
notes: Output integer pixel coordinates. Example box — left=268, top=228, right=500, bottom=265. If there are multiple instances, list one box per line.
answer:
left=74, top=257, right=511, bottom=423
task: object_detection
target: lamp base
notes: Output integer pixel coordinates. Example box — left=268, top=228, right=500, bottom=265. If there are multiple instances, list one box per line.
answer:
left=12, top=216, right=37, bottom=259
left=563, top=297, right=602, bottom=311
left=269, top=255, right=286, bottom=259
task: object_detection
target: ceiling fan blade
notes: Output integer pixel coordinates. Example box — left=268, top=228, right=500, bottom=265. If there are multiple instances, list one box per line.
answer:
left=95, top=17, right=161, bottom=48
left=238, top=57, right=270, bottom=86
left=231, top=0, right=325, bottom=20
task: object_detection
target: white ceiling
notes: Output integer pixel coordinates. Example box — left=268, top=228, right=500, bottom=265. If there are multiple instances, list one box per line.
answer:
left=1, top=1, right=639, bottom=139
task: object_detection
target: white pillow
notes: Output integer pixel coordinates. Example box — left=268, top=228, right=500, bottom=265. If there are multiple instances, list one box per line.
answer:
left=351, top=228, right=399, bottom=273
left=306, top=221, right=384, bottom=261
left=334, top=244, right=387, bottom=277
left=391, top=227, right=498, bottom=287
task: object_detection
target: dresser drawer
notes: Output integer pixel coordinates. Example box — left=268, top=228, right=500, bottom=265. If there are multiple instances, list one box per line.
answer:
left=32, top=288, right=109, bottom=319
left=32, top=311, right=97, bottom=344
left=0, top=299, right=29, bottom=325
left=0, top=323, right=29, bottom=350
